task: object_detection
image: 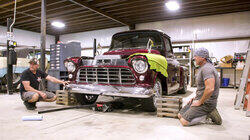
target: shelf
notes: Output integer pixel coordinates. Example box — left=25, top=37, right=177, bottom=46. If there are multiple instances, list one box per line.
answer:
left=220, top=86, right=235, bottom=88
left=172, top=45, right=190, bottom=48
left=177, top=58, right=189, bottom=61
left=173, top=51, right=190, bottom=54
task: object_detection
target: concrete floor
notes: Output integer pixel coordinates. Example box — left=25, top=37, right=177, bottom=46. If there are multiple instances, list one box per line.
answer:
left=0, top=87, right=249, bottom=140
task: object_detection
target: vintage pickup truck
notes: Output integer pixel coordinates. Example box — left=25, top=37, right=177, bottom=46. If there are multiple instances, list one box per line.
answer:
left=65, top=30, right=188, bottom=111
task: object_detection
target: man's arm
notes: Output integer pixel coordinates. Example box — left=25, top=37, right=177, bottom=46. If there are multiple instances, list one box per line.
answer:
left=22, top=81, right=47, bottom=99
left=46, top=75, right=68, bottom=85
left=199, top=78, right=215, bottom=104
left=192, top=78, right=215, bottom=106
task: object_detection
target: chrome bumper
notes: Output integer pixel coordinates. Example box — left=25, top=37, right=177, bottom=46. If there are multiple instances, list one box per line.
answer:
left=66, top=84, right=154, bottom=98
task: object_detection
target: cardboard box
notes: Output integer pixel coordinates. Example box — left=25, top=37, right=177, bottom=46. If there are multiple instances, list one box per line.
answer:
left=219, top=63, right=232, bottom=68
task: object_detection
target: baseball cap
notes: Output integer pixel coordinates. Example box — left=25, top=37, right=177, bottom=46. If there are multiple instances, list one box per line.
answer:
left=29, top=58, right=39, bottom=65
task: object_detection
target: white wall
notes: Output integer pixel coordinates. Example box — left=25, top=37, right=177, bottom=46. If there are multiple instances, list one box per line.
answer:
left=60, top=26, right=129, bottom=57
left=60, top=11, right=250, bottom=59
left=0, top=25, right=55, bottom=49
left=136, top=11, right=250, bottom=59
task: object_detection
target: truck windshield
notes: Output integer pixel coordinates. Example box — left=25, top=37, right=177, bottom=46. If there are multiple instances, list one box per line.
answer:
left=110, top=32, right=164, bottom=51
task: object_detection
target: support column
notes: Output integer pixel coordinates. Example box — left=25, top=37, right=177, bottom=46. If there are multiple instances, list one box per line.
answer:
left=6, top=18, right=13, bottom=95
left=41, top=0, right=46, bottom=90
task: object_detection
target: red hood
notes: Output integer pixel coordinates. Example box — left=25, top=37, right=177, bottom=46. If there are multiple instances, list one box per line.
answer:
left=103, top=49, right=161, bottom=58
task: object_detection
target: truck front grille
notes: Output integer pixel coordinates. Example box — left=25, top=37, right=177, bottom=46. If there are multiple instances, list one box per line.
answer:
left=78, top=67, right=135, bottom=85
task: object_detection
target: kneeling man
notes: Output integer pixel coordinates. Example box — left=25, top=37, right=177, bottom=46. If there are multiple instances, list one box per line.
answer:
left=178, top=48, right=222, bottom=126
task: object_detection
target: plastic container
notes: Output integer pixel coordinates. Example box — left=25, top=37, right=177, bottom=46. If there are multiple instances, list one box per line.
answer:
left=222, top=78, right=230, bottom=87
left=22, top=115, right=43, bottom=121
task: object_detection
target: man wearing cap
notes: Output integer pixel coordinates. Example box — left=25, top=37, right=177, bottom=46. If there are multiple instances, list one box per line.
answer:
left=20, top=58, right=68, bottom=110
left=178, top=48, right=222, bottom=126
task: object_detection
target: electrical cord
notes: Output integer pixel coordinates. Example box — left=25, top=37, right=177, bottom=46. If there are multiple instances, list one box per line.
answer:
left=10, top=0, right=17, bottom=33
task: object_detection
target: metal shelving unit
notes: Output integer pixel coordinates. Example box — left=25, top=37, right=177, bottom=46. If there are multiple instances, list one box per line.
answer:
left=173, top=45, right=194, bottom=85
left=47, top=42, right=81, bottom=92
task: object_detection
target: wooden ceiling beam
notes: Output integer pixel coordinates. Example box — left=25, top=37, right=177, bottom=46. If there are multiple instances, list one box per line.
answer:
left=5, top=7, right=86, bottom=26
left=0, top=0, right=24, bottom=9
left=112, top=0, right=245, bottom=17
left=0, top=0, right=69, bottom=22
left=0, top=0, right=40, bottom=15
left=128, top=4, right=250, bottom=23
left=56, top=23, right=122, bottom=35
left=13, top=10, right=95, bottom=27
left=15, top=13, right=100, bottom=28
left=28, top=17, right=113, bottom=31
left=100, top=0, right=163, bottom=13
left=116, top=0, right=250, bottom=18
left=95, top=0, right=149, bottom=9
left=68, top=0, right=130, bottom=26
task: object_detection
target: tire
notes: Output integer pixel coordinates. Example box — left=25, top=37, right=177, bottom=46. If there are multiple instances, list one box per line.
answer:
left=142, top=78, right=162, bottom=112
left=178, top=74, right=187, bottom=94
left=74, top=94, right=98, bottom=105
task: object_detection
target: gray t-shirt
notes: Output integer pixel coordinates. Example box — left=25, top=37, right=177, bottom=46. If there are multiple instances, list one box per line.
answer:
left=195, top=62, right=220, bottom=107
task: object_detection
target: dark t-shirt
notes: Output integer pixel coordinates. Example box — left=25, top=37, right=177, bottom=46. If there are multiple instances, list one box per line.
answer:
left=20, top=69, right=48, bottom=94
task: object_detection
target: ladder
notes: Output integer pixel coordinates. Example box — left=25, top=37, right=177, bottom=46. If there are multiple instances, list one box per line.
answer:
left=234, top=41, right=250, bottom=110
left=245, top=73, right=250, bottom=117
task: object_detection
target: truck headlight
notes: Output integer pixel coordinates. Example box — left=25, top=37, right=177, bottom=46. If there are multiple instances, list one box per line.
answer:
left=65, top=61, right=76, bottom=72
left=132, top=59, right=148, bottom=74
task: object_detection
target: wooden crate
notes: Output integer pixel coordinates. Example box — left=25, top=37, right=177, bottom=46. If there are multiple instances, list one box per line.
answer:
left=56, top=90, right=77, bottom=106
left=156, top=96, right=183, bottom=118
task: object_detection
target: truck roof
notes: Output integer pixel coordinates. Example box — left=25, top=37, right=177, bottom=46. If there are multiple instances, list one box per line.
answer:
left=112, top=30, right=171, bottom=39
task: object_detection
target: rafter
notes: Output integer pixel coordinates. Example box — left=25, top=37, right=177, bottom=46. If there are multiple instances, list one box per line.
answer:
left=68, top=0, right=130, bottom=26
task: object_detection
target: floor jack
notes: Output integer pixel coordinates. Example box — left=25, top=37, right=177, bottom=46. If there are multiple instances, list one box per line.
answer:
left=38, top=102, right=114, bottom=114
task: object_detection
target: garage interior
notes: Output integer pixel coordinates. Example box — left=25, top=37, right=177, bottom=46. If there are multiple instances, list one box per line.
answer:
left=0, top=0, right=250, bottom=139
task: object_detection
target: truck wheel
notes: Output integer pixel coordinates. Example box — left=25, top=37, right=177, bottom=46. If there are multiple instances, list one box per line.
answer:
left=142, top=78, right=162, bottom=112
left=178, top=75, right=187, bottom=94
left=74, top=94, right=98, bottom=105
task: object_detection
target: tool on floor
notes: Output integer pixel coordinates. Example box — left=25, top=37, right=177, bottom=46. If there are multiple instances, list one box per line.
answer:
left=22, top=115, right=43, bottom=121
left=38, top=104, right=94, bottom=114
left=92, top=102, right=113, bottom=112
left=234, top=41, right=250, bottom=114
left=38, top=102, right=114, bottom=114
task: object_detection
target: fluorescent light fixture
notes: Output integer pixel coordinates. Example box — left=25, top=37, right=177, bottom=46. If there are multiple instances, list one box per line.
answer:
left=51, top=21, right=65, bottom=28
left=165, top=1, right=180, bottom=11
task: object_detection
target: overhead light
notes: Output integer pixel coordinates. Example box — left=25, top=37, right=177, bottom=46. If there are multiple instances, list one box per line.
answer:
left=165, top=1, right=180, bottom=11
left=51, top=21, right=65, bottom=28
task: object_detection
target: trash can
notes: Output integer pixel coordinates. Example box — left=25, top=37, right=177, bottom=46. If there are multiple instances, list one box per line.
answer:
left=222, top=78, right=230, bottom=87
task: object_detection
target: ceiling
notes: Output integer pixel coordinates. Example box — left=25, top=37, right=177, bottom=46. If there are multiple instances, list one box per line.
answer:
left=0, top=0, right=250, bottom=35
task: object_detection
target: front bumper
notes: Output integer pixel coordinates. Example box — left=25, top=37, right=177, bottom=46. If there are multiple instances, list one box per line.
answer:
left=66, top=84, right=154, bottom=98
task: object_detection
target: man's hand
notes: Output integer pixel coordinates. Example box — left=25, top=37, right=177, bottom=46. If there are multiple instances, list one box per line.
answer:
left=191, top=100, right=202, bottom=107
left=62, top=81, right=69, bottom=86
left=39, top=92, right=47, bottom=99
left=188, top=98, right=194, bottom=105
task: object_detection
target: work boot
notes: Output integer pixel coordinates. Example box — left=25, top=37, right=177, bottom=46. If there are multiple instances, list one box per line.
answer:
left=207, top=108, right=222, bottom=125
left=31, top=102, right=37, bottom=109
left=23, top=101, right=36, bottom=110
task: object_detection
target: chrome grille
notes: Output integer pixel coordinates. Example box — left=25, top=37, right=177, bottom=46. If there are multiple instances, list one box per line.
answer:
left=78, top=67, right=135, bottom=85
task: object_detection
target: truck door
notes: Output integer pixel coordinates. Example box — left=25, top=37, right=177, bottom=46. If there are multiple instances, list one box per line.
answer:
left=164, top=37, right=180, bottom=94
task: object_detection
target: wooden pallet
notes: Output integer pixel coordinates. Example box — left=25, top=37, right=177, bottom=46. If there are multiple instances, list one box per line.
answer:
left=56, top=90, right=77, bottom=106
left=156, top=96, right=183, bottom=118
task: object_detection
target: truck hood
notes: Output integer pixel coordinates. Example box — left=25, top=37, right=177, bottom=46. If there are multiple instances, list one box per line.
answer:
left=103, top=49, right=161, bottom=58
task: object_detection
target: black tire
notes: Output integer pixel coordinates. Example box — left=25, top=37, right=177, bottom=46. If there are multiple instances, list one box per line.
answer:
left=142, top=78, right=162, bottom=112
left=178, top=75, right=188, bottom=94
left=74, top=94, right=98, bottom=105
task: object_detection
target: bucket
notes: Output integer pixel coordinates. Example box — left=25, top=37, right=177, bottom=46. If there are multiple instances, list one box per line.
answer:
left=222, top=78, right=230, bottom=87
